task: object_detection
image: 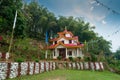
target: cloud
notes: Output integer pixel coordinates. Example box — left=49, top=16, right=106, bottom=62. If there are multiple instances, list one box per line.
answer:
left=90, top=6, right=94, bottom=11
left=102, top=20, right=107, bottom=24
left=62, top=0, right=107, bottom=23
left=90, top=0, right=96, bottom=4
left=90, top=23, right=95, bottom=26
left=66, top=6, right=106, bottom=23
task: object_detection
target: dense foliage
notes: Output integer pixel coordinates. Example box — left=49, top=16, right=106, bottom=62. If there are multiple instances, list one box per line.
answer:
left=107, top=47, right=120, bottom=73
left=0, top=0, right=26, bottom=38
left=0, top=0, right=112, bottom=62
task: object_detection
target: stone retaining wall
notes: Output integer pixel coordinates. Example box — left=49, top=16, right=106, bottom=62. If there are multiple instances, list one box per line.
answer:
left=0, top=61, right=104, bottom=80
left=0, top=62, right=56, bottom=80
left=56, top=62, right=104, bottom=71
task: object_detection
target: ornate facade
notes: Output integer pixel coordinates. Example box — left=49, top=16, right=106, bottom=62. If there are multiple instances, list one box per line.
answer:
left=48, top=29, right=84, bottom=59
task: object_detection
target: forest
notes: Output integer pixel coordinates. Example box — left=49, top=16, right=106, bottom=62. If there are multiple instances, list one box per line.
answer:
left=0, top=0, right=120, bottom=73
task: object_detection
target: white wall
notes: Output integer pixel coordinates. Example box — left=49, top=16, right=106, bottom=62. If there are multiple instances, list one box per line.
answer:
left=58, top=38, right=69, bottom=44
left=65, top=33, right=71, bottom=37
left=52, top=37, right=78, bottom=45
left=67, top=49, right=77, bottom=58
left=77, top=48, right=84, bottom=59
left=56, top=45, right=65, bottom=48
left=52, top=49, right=57, bottom=59
left=66, top=48, right=83, bottom=58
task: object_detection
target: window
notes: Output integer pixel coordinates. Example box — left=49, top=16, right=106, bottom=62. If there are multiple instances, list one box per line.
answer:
left=54, top=51, right=55, bottom=56
left=68, top=51, right=72, bottom=56
left=69, top=40, right=72, bottom=43
left=55, top=41, right=57, bottom=44
left=74, top=50, right=77, bottom=56
left=64, top=34, right=66, bottom=37
left=62, top=40, right=64, bottom=44
left=66, top=34, right=71, bottom=37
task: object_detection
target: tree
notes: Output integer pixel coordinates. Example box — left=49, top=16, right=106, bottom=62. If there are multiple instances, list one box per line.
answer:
left=114, top=47, right=120, bottom=60
left=0, top=0, right=112, bottom=62
left=24, top=1, right=57, bottom=40
left=0, top=0, right=26, bottom=38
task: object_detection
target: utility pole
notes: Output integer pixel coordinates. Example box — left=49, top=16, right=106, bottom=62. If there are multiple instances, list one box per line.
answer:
left=8, top=10, right=17, bottom=53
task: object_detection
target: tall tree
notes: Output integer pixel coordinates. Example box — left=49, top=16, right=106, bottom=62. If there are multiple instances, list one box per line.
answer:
left=0, top=0, right=26, bottom=38
left=24, top=1, right=57, bottom=40
left=114, top=47, right=120, bottom=60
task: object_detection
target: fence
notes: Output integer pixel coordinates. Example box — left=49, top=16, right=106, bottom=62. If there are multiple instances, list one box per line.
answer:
left=0, top=61, right=56, bottom=80
left=56, top=62, right=104, bottom=71
left=0, top=61, right=104, bottom=80
left=0, top=52, right=9, bottom=60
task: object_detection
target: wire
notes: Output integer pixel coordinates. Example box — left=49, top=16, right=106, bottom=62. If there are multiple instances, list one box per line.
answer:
left=90, top=0, right=120, bottom=38
left=90, top=0, right=120, bottom=15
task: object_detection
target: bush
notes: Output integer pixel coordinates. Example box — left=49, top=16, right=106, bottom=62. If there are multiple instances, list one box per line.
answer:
left=15, top=58, right=24, bottom=62
left=40, top=50, right=45, bottom=60
left=77, top=57, right=81, bottom=60
left=84, top=57, right=90, bottom=62
left=91, top=54, right=97, bottom=62
left=40, top=54, right=45, bottom=60
left=35, top=59, right=39, bottom=62
left=57, top=56, right=62, bottom=60
left=69, top=57, right=73, bottom=61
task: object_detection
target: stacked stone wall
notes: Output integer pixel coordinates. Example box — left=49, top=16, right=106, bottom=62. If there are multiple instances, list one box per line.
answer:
left=0, top=61, right=104, bottom=80
left=0, top=61, right=56, bottom=80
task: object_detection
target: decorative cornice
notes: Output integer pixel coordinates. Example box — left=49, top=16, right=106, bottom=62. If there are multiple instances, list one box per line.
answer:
left=48, top=41, right=83, bottom=49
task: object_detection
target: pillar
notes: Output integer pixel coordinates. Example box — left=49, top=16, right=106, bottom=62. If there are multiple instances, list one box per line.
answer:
left=55, top=48, right=57, bottom=58
left=66, top=48, right=68, bottom=58
left=77, top=48, right=78, bottom=57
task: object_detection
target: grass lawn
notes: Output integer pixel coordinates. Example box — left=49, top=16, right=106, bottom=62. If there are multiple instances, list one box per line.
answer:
left=7, top=70, right=120, bottom=80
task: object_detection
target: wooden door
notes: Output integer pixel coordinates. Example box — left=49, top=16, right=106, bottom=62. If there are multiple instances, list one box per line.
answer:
left=59, top=48, right=66, bottom=58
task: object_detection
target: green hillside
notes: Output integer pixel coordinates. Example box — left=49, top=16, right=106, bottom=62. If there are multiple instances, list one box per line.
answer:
left=0, top=0, right=111, bottom=61
left=1, top=0, right=120, bottom=74
left=7, top=70, right=120, bottom=80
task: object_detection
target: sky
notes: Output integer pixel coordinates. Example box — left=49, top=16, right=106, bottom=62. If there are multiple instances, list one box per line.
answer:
left=27, top=0, right=120, bottom=52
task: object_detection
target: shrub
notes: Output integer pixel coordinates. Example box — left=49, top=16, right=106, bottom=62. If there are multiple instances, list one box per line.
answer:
left=40, top=50, right=45, bottom=60
left=77, top=57, right=81, bottom=60
left=15, top=58, right=24, bottom=62
left=84, top=57, right=90, bottom=62
left=69, top=57, right=73, bottom=61
left=57, top=56, right=62, bottom=60
left=91, top=54, right=97, bottom=62
left=40, top=54, right=45, bottom=60
left=35, top=59, right=39, bottom=62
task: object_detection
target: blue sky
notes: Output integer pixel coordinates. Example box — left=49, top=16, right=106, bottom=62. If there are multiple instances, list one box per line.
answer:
left=27, top=0, right=120, bottom=52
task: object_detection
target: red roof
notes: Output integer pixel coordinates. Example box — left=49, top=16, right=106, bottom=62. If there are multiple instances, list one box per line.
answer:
left=48, top=44, right=56, bottom=48
left=50, top=35, right=73, bottom=42
left=48, top=41, right=84, bottom=49
left=50, top=30, right=80, bottom=42
left=65, top=43, right=77, bottom=46
left=48, top=29, right=84, bottom=49
left=58, top=29, right=73, bottom=36
left=50, top=38, right=58, bottom=41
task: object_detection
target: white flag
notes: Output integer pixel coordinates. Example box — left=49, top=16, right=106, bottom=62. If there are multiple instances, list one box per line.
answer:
left=13, top=10, right=17, bottom=29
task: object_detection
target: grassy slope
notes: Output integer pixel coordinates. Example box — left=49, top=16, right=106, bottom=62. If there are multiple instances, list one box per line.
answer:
left=7, top=70, right=120, bottom=80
